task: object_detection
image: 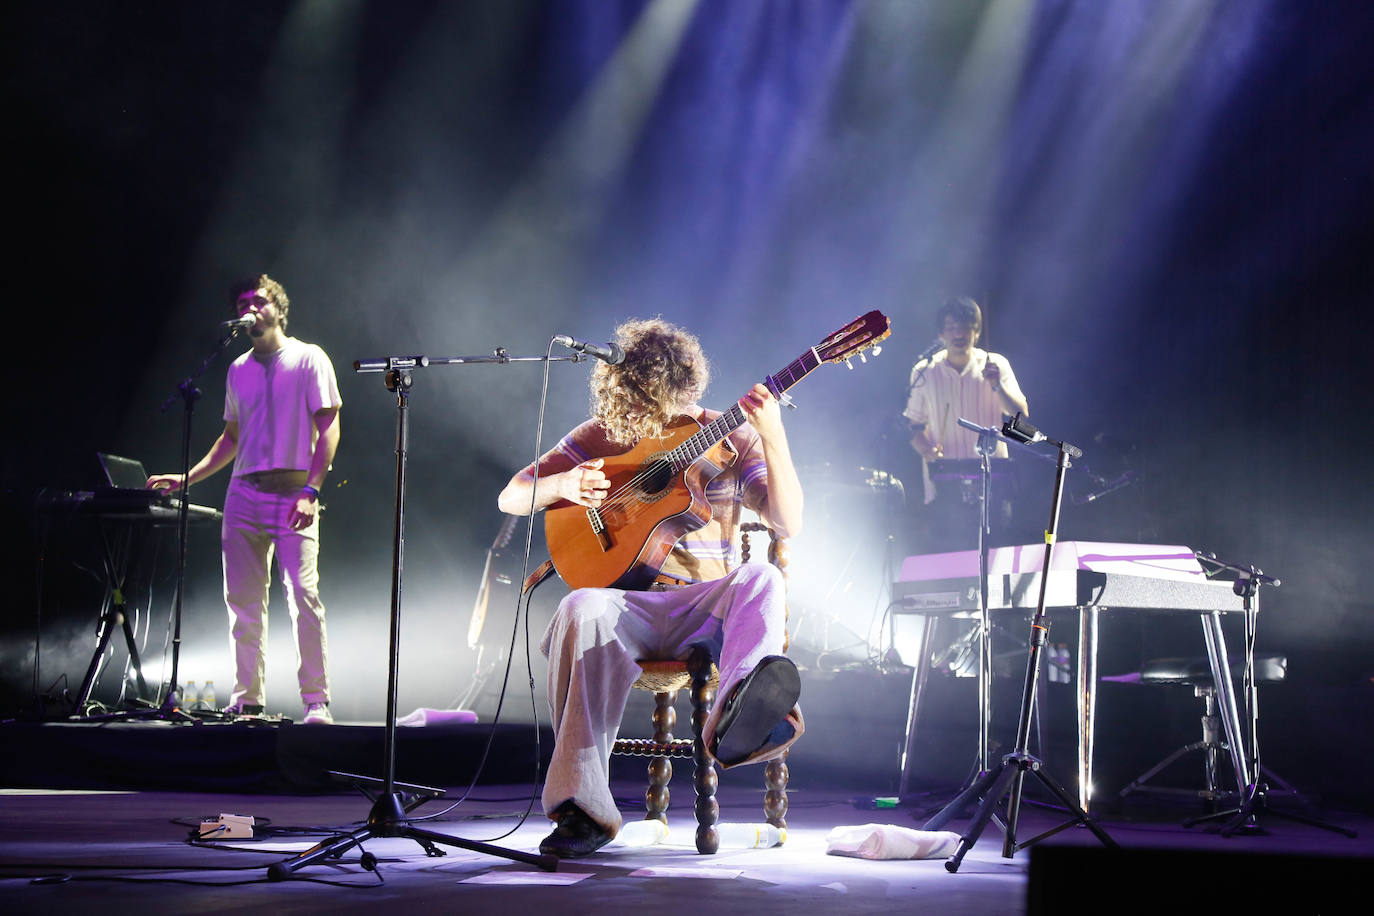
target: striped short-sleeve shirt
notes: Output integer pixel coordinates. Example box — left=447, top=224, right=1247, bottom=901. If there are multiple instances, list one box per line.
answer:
left=903, top=349, right=1025, bottom=502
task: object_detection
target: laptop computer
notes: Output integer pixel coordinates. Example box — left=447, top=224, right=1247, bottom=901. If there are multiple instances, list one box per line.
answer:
left=98, top=453, right=151, bottom=490
left=57, top=452, right=221, bottom=523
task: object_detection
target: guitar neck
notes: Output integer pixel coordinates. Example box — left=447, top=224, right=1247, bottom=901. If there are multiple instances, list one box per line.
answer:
left=670, top=347, right=821, bottom=472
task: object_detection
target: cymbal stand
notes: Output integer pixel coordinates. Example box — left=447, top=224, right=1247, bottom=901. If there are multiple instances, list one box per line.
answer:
left=924, top=414, right=1117, bottom=872
left=1184, top=555, right=1355, bottom=839
left=267, top=348, right=583, bottom=881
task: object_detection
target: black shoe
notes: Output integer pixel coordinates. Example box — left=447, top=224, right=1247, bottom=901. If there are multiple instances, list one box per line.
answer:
left=710, top=656, right=801, bottom=767
left=539, top=801, right=613, bottom=858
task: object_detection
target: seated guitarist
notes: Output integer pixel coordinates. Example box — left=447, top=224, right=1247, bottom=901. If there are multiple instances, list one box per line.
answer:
left=498, top=317, right=805, bottom=858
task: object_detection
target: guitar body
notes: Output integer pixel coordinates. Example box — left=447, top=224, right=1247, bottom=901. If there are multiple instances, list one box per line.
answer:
left=545, top=415, right=730, bottom=591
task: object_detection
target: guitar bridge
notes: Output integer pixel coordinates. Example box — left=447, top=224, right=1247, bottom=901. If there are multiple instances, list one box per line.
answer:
left=586, top=507, right=612, bottom=552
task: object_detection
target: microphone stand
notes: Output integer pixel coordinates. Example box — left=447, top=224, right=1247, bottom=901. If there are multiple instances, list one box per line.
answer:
left=923, top=415, right=1117, bottom=872
left=74, top=326, right=243, bottom=722
left=266, top=347, right=583, bottom=881
left=955, top=418, right=1001, bottom=781
left=1182, top=554, right=1355, bottom=839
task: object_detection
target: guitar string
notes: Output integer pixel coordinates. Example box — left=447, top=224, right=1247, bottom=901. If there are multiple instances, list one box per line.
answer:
left=591, top=354, right=817, bottom=517
left=595, top=406, right=745, bottom=516
left=600, top=349, right=819, bottom=503
left=597, top=379, right=770, bottom=508
left=558, top=325, right=878, bottom=562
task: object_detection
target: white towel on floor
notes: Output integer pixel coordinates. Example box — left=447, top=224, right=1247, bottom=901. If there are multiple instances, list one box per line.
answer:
left=825, top=824, right=961, bottom=860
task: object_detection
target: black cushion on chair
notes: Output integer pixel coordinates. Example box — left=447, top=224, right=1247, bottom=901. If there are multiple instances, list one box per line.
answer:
left=1139, top=655, right=1287, bottom=686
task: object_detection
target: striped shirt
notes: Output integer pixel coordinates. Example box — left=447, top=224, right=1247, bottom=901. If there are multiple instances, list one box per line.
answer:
left=903, top=349, right=1025, bottom=502
left=536, top=408, right=769, bottom=584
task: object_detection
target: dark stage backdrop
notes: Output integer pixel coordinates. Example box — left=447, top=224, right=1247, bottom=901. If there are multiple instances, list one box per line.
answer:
left=3, top=1, right=1372, bottom=799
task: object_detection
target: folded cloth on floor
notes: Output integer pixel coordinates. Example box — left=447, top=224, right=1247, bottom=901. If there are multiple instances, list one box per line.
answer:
left=396, top=708, right=479, bottom=726
left=824, top=824, right=961, bottom=860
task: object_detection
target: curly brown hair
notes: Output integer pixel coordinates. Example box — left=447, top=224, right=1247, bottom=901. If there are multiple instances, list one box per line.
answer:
left=591, top=318, right=711, bottom=445
left=228, top=273, right=290, bottom=331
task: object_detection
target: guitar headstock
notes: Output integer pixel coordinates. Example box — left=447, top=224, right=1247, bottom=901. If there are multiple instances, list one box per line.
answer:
left=816, top=310, right=892, bottom=365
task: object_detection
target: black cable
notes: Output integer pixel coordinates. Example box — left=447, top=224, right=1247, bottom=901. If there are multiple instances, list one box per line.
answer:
left=9, top=871, right=383, bottom=888
left=404, top=582, right=543, bottom=839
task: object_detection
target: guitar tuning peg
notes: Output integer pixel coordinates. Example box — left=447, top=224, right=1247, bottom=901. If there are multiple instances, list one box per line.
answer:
left=844, top=358, right=854, bottom=370
left=871, top=345, right=882, bottom=357
left=858, top=353, right=867, bottom=363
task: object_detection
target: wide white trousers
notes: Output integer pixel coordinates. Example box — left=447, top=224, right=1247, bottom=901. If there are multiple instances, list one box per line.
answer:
left=540, top=563, right=788, bottom=836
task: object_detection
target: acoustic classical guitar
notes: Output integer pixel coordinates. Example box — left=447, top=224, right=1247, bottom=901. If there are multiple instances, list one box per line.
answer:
left=545, top=310, right=891, bottom=590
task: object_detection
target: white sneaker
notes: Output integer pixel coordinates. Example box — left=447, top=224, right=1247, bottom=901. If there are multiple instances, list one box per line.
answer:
left=303, top=702, right=333, bottom=725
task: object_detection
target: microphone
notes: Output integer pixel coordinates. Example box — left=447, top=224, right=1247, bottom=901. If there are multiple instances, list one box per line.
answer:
left=554, top=335, right=625, bottom=365
left=1001, top=412, right=1045, bottom=445
left=220, top=315, right=257, bottom=331
left=1002, top=412, right=1083, bottom=458
left=915, top=338, right=945, bottom=363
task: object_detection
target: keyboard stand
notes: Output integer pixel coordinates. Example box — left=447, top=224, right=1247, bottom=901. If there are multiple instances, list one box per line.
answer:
left=68, top=516, right=196, bottom=723
left=72, top=521, right=152, bottom=714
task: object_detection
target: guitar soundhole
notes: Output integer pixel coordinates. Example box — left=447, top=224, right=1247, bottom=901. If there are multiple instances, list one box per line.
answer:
left=634, top=457, right=676, bottom=504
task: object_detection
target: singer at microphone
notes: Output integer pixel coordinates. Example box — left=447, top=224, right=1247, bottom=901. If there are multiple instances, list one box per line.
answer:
left=147, top=273, right=343, bottom=725
left=553, top=334, right=625, bottom=365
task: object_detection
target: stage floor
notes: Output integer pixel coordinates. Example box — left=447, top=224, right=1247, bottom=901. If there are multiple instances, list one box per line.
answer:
left=0, top=781, right=1368, bottom=914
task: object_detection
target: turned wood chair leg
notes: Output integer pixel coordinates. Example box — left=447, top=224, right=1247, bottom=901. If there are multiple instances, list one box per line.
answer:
left=646, top=690, right=675, bottom=823
left=687, top=645, right=719, bottom=854
left=765, top=751, right=789, bottom=833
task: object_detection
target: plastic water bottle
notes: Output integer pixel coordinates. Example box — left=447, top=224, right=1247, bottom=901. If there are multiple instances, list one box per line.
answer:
left=201, top=680, right=217, bottom=711
left=715, top=822, right=785, bottom=848
left=182, top=681, right=199, bottom=710
left=614, top=819, right=670, bottom=847
left=1046, top=645, right=1068, bottom=683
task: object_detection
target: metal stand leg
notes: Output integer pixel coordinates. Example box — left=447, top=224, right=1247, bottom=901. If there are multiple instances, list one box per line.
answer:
left=70, top=524, right=189, bottom=721
left=1183, top=571, right=1356, bottom=839
left=921, top=434, right=1115, bottom=872
left=1075, top=606, right=1099, bottom=814
left=898, top=614, right=937, bottom=799
left=268, top=365, right=556, bottom=880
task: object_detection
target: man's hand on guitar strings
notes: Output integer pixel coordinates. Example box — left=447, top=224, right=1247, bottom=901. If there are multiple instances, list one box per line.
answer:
left=739, top=382, right=786, bottom=444
left=560, top=457, right=610, bottom=508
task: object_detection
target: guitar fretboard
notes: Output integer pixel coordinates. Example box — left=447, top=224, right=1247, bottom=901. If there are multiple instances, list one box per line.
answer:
left=668, top=348, right=821, bottom=473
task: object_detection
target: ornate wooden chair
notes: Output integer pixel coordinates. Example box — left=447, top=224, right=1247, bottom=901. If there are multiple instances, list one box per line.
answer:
left=610, top=522, right=791, bottom=853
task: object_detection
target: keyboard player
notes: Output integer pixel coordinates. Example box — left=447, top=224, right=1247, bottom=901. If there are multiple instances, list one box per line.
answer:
left=903, top=296, right=1029, bottom=552
left=147, top=274, right=341, bottom=725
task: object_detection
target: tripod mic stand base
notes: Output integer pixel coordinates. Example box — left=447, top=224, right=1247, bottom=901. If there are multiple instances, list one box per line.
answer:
left=266, top=784, right=558, bottom=881
left=922, top=752, right=1117, bottom=873
left=1184, top=783, right=1358, bottom=839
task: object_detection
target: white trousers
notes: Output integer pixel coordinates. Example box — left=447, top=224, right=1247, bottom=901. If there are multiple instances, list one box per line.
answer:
left=540, top=563, right=788, bottom=836
left=221, top=477, right=329, bottom=708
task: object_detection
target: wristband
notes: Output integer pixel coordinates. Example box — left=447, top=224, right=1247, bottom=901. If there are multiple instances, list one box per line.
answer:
left=301, top=484, right=320, bottom=499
